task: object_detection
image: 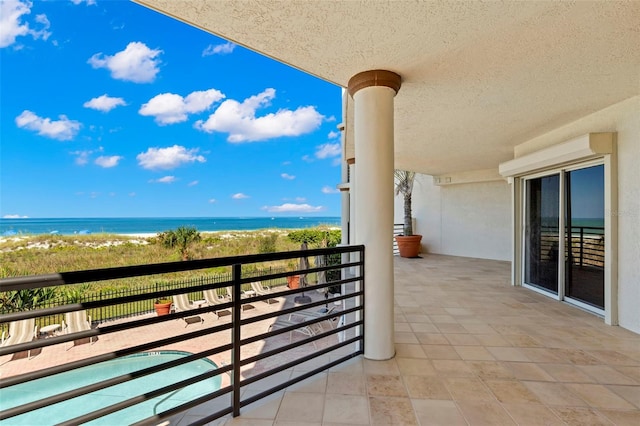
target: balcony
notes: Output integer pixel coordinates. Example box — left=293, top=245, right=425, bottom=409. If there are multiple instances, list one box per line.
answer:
left=2, top=251, right=640, bottom=425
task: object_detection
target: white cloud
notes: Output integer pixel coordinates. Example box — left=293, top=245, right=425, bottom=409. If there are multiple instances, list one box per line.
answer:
left=295, top=197, right=306, bottom=202
left=15, top=110, right=81, bottom=141
left=208, top=198, right=217, bottom=203
left=150, top=176, right=176, bottom=184
left=332, top=157, right=342, bottom=167
left=137, top=145, right=206, bottom=170
left=302, top=155, right=314, bottom=163
left=3, top=214, right=28, bottom=219
left=71, top=0, right=97, bottom=5
left=95, top=155, right=122, bottom=168
left=0, top=1, right=51, bottom=48
left=194, top=88, right=323, bottom=142
left=281, top=173, right=295, bottom=180
left=88, top=41, right=162, bottom=83
left=202, top=42, right=236, bottom=56
left=328, top=131, right=339, bottom=139
left=139, top=89, right=224, bottom=125
left=71, top=147, right=102, bottom=165
left=315, top=143, right=341, bottom=159
left=84, top=94, right=127, bottom=112
left=321, top=185, right=339, bottom=194
left=188, top=180, right=199, bottom=187
left=262, top=203, right=325, bottom=213
left=232, top=193, right=249, bottom=199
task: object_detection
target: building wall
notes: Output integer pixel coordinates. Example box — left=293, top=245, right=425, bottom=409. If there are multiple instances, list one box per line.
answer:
left=513, top=96, right=640, bottom=334
left=395, top=174, right=512, bottom=261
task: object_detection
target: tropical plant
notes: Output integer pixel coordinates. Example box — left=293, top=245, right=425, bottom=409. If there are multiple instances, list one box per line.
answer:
left=157, top=226, right=202, bottom=260
left=394, top=169, right=416, bottom=236
left=287, top=229, right=341, bottom=247
left=0, top=288, right=58, bottom=313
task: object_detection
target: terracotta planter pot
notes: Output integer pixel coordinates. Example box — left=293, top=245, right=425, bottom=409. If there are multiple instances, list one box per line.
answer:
left=287, top=275, right=300, bottom=289
left=154, top=301, right=172, bottom=316
left=395, top=235, right=423, bottom=258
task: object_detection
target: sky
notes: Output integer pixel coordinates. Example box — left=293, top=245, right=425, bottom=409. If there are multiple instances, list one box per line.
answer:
left=0, top=0, right=343, bottom=219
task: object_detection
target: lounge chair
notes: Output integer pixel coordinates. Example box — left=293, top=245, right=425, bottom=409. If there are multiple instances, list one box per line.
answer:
left=225, top=286, right=254, bottom=311
left=267, top=319, right=318, bottom=349
left=250, top=282, right=278, bottom=304
left=62, top=310, right=95, bottom=348
left=1, top=318, right=38, bottom=359
left=288, top=305, right=338, bottom=329
left=202, top=289, right=231, bottom=317
left=173, top=293, right=205, bottom=312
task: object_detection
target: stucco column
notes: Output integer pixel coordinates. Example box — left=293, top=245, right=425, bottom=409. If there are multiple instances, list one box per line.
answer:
left=348, top=70, right=401, bottom=360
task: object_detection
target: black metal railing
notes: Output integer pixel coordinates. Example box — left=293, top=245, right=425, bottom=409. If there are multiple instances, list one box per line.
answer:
left=539, top=226, right=604, bottom=268
left=0, top=245, right=364, bottom=425
left=393, top=223, right=403, bottom=255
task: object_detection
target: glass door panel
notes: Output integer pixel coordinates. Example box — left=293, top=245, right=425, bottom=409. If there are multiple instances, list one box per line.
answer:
left=524, top=174, right=560, bottom=294
left=565, top=165, right=605, bottom=309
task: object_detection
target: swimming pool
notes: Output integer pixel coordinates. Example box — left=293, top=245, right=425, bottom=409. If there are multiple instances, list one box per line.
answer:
left=2, top=351, right=222, bottom=425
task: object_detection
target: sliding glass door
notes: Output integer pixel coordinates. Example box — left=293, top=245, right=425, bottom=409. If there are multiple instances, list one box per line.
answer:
left=524, top=174, right=560, bottom=294
left=523, top=164, right=605, bottom=312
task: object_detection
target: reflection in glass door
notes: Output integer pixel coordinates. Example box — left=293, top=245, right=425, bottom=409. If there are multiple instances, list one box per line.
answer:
left=524, top=174, right=560, bottom=294
left=565, top=165, right=605, bottom=309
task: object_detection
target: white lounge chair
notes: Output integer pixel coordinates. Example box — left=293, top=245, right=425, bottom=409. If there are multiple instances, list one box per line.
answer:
left=62, top=310, right=95, bottom=348
left=267, top=319, right=318, bottom=349
left=173, top=293, right=201, bottom=312
left=203, top=289, right=231, bottom=317
left=250, top=282, right=278, bottom=304
left=1, top=318, right=38, bottom=359
left=289, top=306, right=338, bottom=330
left=225, top=286, right=254, bottom=311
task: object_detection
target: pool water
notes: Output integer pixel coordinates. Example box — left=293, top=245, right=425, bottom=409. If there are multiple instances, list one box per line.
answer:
left=2, top=351, right=222, bottom=425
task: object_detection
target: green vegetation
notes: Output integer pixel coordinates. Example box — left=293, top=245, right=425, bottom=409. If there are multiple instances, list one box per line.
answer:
left=157, top=226, right=201, bottom=260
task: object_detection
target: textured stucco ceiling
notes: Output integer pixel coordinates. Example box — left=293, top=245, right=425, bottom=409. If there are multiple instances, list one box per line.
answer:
left=135, top=0, right=640, bottom=176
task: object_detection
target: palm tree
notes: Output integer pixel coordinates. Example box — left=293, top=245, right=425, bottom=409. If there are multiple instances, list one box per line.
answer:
left=394, top=169, right=416, bottom=236
left=158, top=226, right=201, bottom=260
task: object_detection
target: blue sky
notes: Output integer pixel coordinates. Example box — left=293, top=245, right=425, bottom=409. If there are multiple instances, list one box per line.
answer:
left=0, top=0, right=343, bottom=218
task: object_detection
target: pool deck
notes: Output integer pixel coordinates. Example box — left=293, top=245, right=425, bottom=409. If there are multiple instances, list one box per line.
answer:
left=2, top=254, right=640, bottom=425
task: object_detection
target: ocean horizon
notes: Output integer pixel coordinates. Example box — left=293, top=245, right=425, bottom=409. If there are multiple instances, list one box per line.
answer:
left=0, top=217, right=341, bottom=237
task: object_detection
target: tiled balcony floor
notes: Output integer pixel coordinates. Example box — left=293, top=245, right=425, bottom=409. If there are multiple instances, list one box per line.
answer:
left=3, top=254, right=639, bottom=425
left=221, top=254, right=640, bottom=426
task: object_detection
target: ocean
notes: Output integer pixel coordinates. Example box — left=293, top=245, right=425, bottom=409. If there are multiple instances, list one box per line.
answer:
left=0, top=217, right=341, bottom=236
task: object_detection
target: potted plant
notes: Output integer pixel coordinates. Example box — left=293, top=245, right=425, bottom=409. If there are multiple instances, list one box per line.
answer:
left=394, top=169, right=422, bottom=257
left=154, top=298, right=172, bottom=316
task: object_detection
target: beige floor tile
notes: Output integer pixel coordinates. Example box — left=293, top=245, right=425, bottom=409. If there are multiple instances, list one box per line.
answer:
left=429, top=315, right=457, bottom=324
left=416, top=333, right=450, bottom=345
left=395, top=331, right=419, bottom=344
left=474, top=333, right=511, bottom=347
left=445, top=334, right=481, bottom=346
left=409, top=322, right=440, bottom=333
left=436, top=323, right=468, bottom=334
left=395, top=343, right=427, bottom=359
left=504, top=362, right=556, bottom=381
left=501, top=403, right=564, bottom=426
left=607, top=385, right=640, bottom=408
left=523, top=381, right=588, bottom=407
left=502, top=334, right=543, bottom=347
left=614, top=366, right=640, bottom=383
left=577, top=365, right=639, bottom=385
left=455, top=400, right=516, bottom=425
left=550, top=407, right=615, bottom=425
left=467, top=361, right=516, bottom=380
left=366, top=374, right=408, bottom=397
left=483, top=379, right=540, bottom=403
left=444, top=377, right=495, bottom=401
left=404, top=314, right=431, bottom=323
left=363, top=358, right=400, bottom=375
left=326, top=372, right=366, bottom=395
left=287, top=372, right=327, bottom=393
left=588, top=350, right=640, bottom=366
left=239, top=390, right=284, bottom=420
left=453, top=345, right=495, bottom=361
left=411, top=399, right=467, bottom=426
left=549, top=348, right=603, bottom=365
left=368, top=396, right=418, bottom=425
left=421, top=344, right=461, bottom=360
left=322, top=394, right=370, bottom=424
left=224, top=417, right=274, bottom=425
left=396, top=357, right=436, bottom=376
left=517, top=347, right=567, bottom=363
left=275, top=392, right=324, bottom=423
left=461, top=323, right=498, bottom=334
left=565, top=383, right=636, bottom=410
left=486, top=346, right=531, bottom=362
left=404, top=375, right=451, bottom=400
left=599, top=408, right=640, bottom=426
left=432, top=359, right=474, bottom=377
left=539, top=363, right=598, bottom=383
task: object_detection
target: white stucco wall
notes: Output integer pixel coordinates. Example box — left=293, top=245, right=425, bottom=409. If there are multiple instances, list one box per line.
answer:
left=514, top=96, right=640, bottom=334
left=395, top=174, right=512, bottom=261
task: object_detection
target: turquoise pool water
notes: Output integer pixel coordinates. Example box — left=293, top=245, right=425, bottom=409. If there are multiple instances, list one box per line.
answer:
left=2, top=351, right=222, bottom=425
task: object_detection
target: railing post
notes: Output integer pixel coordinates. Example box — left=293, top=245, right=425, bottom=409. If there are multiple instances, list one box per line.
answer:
left=232, top=263, right=242, bottom=417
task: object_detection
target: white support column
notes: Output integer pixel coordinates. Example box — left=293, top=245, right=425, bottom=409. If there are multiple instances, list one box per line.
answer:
left=348, top=70, right=401, bottom=360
